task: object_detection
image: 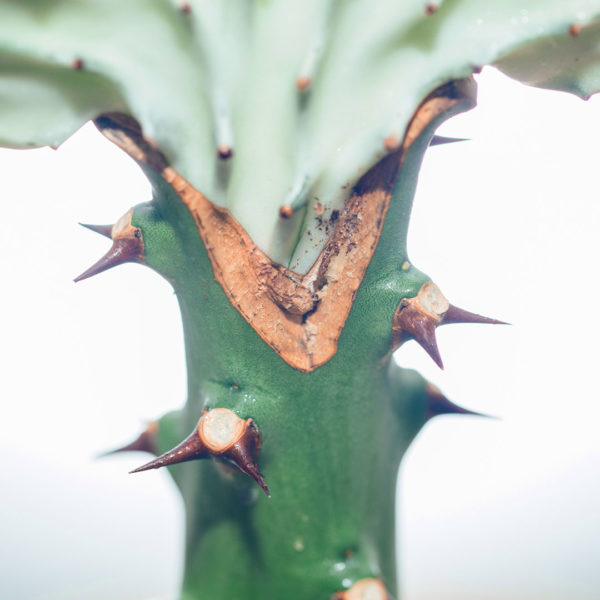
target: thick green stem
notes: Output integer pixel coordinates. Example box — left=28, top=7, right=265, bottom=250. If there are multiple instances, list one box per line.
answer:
left=127, top=89, right=473, bottom=598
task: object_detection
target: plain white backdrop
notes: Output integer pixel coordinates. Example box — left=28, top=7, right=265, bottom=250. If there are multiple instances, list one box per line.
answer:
left=0, top=68, right=599, bottom=600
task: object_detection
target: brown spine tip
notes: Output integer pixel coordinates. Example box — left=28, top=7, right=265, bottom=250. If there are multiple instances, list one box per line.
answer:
left=429, top=135, right=469, bottom=146
left=70, top=58, right=84, bottom=70
left=130, top=427, right=208, bottom=473
left=100, top=422, right=159, bottom=457
left=179, top=2, right=192, bottom=14
left=314, top=201, right=325, bottom=216
left=569, top=23, right=583, bottom=37
left=296, top=75, right=312, bottom=91
left=425, top=383, right=494, bottom=420
left=425, top=2, right=439, bottom=15
left=279, top=204, right=294, bottom=219
left=393, top=301, right=444, bottom=368
left=383, top=133, right=400, bottom=152
left=442, top=304, right=508, bottom=326
left=79, top=222, right=114, bottom=239
left=217, top=145, right=233, bottom=160
left=331, top=578, right=391, bottom=600
left=221, top=420, right=270, bottom=497
left=73, top=235, right=143, bottom=282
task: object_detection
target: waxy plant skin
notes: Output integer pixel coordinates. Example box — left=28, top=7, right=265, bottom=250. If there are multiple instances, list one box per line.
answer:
left=1, top=1, right=599, bottom=599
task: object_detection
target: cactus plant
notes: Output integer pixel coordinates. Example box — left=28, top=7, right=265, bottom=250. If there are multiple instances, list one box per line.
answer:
left=1, top=2, right=599, bottom=599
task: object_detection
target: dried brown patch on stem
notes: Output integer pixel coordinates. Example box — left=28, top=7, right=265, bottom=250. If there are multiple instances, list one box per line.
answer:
left=95, top=79, right=475, bottom=371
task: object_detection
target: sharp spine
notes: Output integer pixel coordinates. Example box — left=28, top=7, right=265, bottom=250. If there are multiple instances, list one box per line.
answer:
left=73, top=236, right=143, bottom=282
left=442, top=304, right=508, bottom=326
left=130, top=428, right=208, bottom=473
left=99, top=422, right=158, bottom=457
left=430, top=135, right=469, bottom=146
left=79, top=222, right=113, bottom=239
left=425, top=383, right=496, bottom=420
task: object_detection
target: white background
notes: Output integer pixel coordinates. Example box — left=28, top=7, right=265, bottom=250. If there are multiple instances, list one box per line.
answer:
left=0, top=68, right=599, bottom=600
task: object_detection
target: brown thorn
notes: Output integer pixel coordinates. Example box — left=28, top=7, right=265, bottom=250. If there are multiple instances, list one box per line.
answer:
left=279, top=204, right=294, bottom=219
left=415, top=316, right=444, bottom=369
left=217, top=145, right=233, bottom=160
left=425, top=3, right=438, bottom=15
left=70, top=58, right=84, bottom=70
left=179, top=2, right=192, bottom=14
left=130, top=427, right=208, bottom=473
left=569, top=23, right=583, bottom=37
left=229, top=452, right=271, bottom=497
left=442, top=304, right=508, bottom=326
left=98, top=422, right=158, bottom=458
left=79, top=222, right=113, bottom=239
left=73, top=237, right=142, bottom=282
left=214, top=417, right=270, bottom=497
left=296, top=75, right=312, bottom=91
left=393, top=302, right=444, bottom=369
left=429, top=135, right=469, bottom=146
left=425, top=383, right=496, bottom=420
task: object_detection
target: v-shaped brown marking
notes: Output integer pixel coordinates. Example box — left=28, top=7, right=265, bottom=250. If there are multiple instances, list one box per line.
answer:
left=96, top=79, right=474, bottom=372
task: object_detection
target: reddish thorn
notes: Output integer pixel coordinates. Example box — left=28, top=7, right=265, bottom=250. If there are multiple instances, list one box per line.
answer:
left=130, top=428, right=208, bottom=473
left=279, top=204, right=294, bottom=219
left=99, top=422, right=158, bottom=457
left=393, top=301, right=444, bottom=368
left=569, top=23, right=583, bottom=37
left=217, top=145, right=233, bottom=160
left=425, top=3, right=438, bottom=15
left=416, top=320, right=444, bottom=369
left=179, top=2, right=191, bottom=14
left=220, top=419, right=270, bottom=497
left=237, top=459, right=271, bottom=498
left=296, top=75, right=311, bottom=91
left=79, top=222, right=113, bottom=239
left=442, top=304, right=508, bottom=326
left=70, top=58, right=84, bottom=70
left=73, top=237, right=142, bottom=282
left=426, top=384, right=496, bottom=420
left=430, top=135, right=469, bottom=146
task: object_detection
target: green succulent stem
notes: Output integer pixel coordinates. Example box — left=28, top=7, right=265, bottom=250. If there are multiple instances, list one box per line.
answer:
left=2, top=3, right=599, bottom=599
left=123, top=82, right=474, bottom=599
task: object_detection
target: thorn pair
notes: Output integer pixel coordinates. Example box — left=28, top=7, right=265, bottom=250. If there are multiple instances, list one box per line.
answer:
left=392, top=281, right=506, bottom=369
left=131, top=408, right=270, bottom=497
left=75, top=208, right=144, bottom=282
